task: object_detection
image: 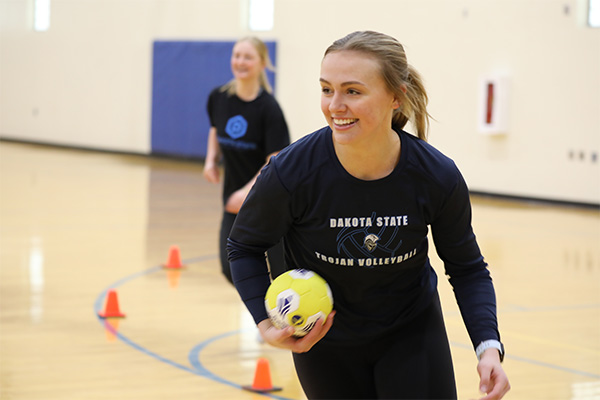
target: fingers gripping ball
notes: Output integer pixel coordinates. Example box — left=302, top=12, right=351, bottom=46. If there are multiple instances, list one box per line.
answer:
left=265, top=269, right=334, bottom=337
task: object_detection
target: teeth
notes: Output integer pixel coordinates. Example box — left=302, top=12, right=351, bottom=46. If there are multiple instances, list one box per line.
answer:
left=333, top=118, right=357, bottom=126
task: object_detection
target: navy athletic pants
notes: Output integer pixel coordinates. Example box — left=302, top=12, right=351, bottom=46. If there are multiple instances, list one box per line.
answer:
left=292, top=292, right=457, bottom=399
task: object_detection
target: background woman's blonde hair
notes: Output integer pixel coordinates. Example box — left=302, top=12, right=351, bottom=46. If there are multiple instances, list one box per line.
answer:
left=324, top=31, right=431, bottom=141
left=223, top=36, right=275, bottom=96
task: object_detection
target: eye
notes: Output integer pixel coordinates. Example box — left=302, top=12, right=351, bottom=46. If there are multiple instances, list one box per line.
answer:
left=347, top=88, right=361, bottom=95
left=321, top=87, right=332, bottom=95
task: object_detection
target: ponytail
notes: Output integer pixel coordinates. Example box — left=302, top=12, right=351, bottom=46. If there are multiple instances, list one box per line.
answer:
left=393, top=65, right=430, bottom=141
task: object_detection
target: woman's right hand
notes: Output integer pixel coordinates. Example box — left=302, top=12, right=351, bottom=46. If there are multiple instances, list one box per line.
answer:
left=203, top=163, right=220, bottom=183
left=257, top=311, right=336, bottom=353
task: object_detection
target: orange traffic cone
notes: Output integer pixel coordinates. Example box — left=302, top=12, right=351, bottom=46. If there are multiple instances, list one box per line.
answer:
left=242, top=358, right=282, bottom=393
left=163, top=245, right=185, bottom=269
left=98, top=289, right=126, bottom=318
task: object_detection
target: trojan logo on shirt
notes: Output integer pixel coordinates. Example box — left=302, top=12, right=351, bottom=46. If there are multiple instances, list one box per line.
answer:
left=364, top=234, right=379, bottom=252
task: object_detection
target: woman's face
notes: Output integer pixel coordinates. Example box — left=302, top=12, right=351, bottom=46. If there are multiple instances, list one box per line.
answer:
left=320, top=50, right=399, bottom=147
left=231, top=41, right=264, bottom=82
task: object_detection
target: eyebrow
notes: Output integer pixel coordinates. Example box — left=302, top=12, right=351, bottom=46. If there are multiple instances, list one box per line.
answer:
left=319, top=78, right=365, bottom=87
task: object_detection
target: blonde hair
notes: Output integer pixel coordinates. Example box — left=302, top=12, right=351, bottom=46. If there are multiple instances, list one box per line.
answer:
left=223, top=36, right=275, bottom=96
left=324, top=31, right=431, bottom=141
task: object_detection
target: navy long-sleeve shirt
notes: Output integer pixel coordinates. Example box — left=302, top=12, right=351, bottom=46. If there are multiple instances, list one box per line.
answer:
left=228, top=126, right=499, bottom=348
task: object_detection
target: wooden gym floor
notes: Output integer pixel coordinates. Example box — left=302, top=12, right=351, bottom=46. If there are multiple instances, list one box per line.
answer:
left=0, top=140, right=598, bottom=399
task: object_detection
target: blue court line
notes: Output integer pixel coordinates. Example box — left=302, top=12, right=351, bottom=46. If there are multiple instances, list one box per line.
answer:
left=94, top=254, right=294, bottom=399
left=504, top=354, right=600, bottom=379
left=95, top=254, right=600, bottom=396
left=450, top=342, right=600, bottom=379
left=503, top=303, right=600, bottom=313
left=187, top=332, right=295, bottom=400
left=444, top=303, right=600, bottom=317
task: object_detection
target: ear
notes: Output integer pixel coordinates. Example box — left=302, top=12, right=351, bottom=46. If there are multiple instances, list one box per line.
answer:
left=392, top=85, right=407, bottom=109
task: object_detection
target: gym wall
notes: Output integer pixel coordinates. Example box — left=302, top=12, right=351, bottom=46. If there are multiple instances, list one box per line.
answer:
left=1, top=0, right=598, bottom=205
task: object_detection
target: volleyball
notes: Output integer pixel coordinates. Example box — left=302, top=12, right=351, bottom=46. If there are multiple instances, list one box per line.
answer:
left=264, top=269, right=334, bottom=337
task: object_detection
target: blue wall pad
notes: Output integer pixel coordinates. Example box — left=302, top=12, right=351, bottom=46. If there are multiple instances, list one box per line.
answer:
left=151, top=40, right=277, bottom=159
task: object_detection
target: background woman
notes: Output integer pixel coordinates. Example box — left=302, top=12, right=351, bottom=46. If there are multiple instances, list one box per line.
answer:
left=203, top=36, right=290, bottom=284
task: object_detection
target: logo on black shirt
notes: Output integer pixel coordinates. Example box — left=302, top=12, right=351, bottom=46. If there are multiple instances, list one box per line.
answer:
left=315, top=212, right=417, bottom=268
left=364, top=234, right=379, bottom=252
left=225, top=115, right=248, bottom=139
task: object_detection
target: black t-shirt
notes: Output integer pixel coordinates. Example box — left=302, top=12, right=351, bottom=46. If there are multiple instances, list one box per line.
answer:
left=207, top=87, right=290, bottom=205
left=228, top=126, right=500, bottom=347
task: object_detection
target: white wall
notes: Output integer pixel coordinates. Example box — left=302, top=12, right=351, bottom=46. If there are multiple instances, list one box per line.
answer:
left=1, top=0, right=599, bottom=205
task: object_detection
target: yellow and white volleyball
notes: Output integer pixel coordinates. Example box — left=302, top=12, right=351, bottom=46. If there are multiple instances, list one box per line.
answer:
left=264, top=269, right=334, bottom=337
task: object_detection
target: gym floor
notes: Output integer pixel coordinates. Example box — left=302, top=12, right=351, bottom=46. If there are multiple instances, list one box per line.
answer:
left=1, top=141, right=598, bottom=399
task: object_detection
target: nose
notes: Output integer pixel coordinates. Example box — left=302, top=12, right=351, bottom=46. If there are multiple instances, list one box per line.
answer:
left=328, top=93, right=346, bottom=114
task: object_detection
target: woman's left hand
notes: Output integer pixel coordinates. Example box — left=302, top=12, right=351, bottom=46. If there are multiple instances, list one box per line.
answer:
left=476, top=348, right=510, bottom=399
left=257, top=311, right=336, bottom=354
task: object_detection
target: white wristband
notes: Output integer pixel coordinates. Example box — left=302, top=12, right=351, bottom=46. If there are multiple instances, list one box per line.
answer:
left=475, top=340, right=504, bottom=361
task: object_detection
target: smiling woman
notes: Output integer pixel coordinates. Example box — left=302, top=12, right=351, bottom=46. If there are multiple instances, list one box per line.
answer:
left=228, top=31, right=510, bottom=399
left=202, top=36, right=291, bottom=285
